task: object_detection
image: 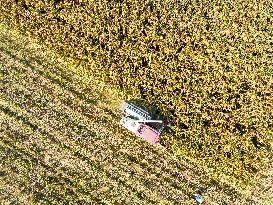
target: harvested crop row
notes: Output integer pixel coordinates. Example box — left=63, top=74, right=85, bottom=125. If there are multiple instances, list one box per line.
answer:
left=1, top=0, right=272, bottom=187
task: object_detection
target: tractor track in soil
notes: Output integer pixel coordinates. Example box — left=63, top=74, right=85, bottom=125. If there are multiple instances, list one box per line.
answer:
left=0, top=24, right=272, bottom=204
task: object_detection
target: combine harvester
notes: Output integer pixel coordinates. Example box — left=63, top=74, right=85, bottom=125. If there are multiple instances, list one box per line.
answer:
left=120, top=101, right=169, bottom=145
left=120, top=102, right=204, bottom=204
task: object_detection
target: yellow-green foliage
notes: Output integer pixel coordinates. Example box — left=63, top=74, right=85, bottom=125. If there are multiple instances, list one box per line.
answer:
left=1, top=0, right=272, bottom=185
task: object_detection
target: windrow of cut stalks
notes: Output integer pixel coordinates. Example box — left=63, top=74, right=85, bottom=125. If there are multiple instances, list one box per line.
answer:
left=1, top=0, right=272, bottom=186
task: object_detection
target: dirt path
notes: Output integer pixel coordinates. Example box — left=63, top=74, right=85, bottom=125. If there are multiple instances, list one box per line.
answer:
left=0, top=24, right=271, bottom=205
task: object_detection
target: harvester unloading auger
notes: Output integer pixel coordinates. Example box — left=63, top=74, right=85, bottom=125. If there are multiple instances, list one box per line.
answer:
left=120, top=101, right=170, bottom=145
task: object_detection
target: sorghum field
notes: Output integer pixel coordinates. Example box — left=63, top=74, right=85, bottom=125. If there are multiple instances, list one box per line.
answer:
left=0, top=24, right=239, bottom=205
left=0, top=0, right=272, bottom=188
left=0, top=0, right=273, bottom=204
left=0, top=22, right=272, bottom=205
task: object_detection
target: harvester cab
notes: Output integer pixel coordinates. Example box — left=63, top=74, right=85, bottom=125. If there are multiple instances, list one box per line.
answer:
left=120, top=102, right=168, bottom=145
